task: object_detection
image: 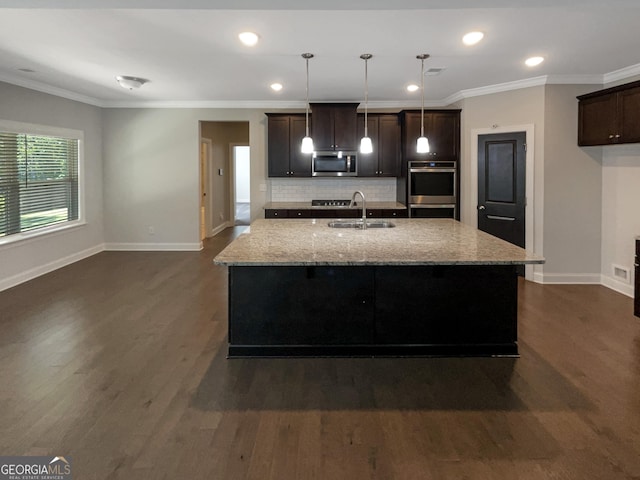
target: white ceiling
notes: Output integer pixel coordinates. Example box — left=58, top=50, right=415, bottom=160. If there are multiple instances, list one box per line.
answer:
left=0, top=0, right=639, bottom=107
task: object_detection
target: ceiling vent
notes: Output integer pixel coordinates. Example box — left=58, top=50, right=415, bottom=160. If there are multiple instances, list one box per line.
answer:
left=425, top=67, right=446, bottom=76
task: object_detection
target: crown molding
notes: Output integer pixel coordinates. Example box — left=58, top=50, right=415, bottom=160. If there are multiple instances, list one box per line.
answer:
left=103, top=100, right=307, bottom=109
left=0, top=73, right=106, bottom=107
left=103, top=99, right=449, bottom=109
left=545, top=74, right=604, bottom=84
left=457, top=76, right=549, bottom=100
left=603, top=62, right=640, bottom=84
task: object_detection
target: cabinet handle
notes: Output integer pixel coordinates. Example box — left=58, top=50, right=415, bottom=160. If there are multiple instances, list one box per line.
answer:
left=274, top=212, right=279, bottom=216
left=297, top=212, right=302, bottom=216
left=615, top=134, right=621, bottom=138
left=609, top=135, right=614, bottom=139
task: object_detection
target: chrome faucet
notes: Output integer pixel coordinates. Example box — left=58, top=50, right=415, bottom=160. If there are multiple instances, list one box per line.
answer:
left=350, top=190, right=367, bottom=229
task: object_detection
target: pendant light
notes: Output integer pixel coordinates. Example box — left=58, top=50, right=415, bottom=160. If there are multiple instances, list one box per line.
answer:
left=301, top=53, right=314, bottom=154
left=359, top=54, right=373, bottom=154
left=416, top=54, right=431, bottom=154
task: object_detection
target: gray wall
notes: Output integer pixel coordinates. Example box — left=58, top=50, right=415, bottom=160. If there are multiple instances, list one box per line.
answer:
left=543, top=84, right=602, bottom=279
left=102, top=108, right=267, bottom=249
left=0, top=82, right=103, bottom=290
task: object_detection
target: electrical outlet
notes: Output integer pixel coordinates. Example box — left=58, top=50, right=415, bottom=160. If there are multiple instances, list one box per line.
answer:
left=148, top=226, right=155, bottom=235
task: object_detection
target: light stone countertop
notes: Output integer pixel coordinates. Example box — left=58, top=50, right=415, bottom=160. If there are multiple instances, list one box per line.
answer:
left=214, top=219, right=545, bottom=266
left=264, top=201, right=406, bottom=210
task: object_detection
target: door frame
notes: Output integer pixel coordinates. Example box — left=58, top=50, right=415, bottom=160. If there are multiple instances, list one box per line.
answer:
left=469, top=125, right=537, bottom=281
left=199, top=138, right=213, bottom=242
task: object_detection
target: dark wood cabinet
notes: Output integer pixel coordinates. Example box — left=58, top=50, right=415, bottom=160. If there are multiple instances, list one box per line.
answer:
left=366, top=208, right=407, bottom=218
left=401, top=110, right=461, bottom=162
left=264, top=209, right=289, bottom=218
left=357, top=114, right=401, bottom=177
left=267, top=114, right=312, bottom=177
left=310, top=103, right=359, bottom=151
left=265, top=208, right=405, bottom=219
left=578, top=80, right=640, bottom=146
left=228, top=264, right=519, bottom=357
left=635, top=239, right=639, bottom=318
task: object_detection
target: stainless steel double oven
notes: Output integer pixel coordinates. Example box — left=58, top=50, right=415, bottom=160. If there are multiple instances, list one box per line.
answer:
left=408, top=160, right=457, bottom=218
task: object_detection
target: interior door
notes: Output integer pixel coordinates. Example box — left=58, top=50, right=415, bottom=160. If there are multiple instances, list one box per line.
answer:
left=478, top=131, right=526, bottom=251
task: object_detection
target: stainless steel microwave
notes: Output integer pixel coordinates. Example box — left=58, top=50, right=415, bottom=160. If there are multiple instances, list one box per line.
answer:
left=312, top=151, right=358, bottom=177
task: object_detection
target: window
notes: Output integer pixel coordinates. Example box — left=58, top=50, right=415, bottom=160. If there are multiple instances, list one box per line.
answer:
left=0, top=122, right=82, bottom=243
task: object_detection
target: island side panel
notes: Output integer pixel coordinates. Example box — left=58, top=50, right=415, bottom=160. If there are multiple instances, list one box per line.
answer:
left=374, top=265, right=518, bottom=348
left=227, top=264, right=519, bottom=357
left=228, top=265, right=375, bottom=347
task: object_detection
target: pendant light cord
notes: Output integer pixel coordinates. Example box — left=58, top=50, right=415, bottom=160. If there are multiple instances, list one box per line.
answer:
left=305, top=56, right=310, bottom=137
left=364, top=56, right=369, bottom=136
left=420, top=56, right=425, bottom=137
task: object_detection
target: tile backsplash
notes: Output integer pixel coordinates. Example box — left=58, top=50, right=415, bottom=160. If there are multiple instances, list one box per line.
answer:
left=271, top=178, right=397, bottom=202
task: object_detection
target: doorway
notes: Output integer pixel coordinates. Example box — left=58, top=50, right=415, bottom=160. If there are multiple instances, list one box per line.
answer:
left=232, top=145, right=250, bottom=226
left=199, top=121, right=250, bottom=237
left=478, top=131, right=526, bottom=274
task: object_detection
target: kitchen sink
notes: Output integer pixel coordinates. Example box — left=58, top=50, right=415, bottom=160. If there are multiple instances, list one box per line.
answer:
left=327, top=220, right=396, bottom=229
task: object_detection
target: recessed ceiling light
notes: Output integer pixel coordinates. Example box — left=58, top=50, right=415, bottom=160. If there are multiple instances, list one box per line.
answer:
left=525, top=56, right=544, bottom=67
left=406, top=84, right=419, bottom=92
left=462, top=31, right=484, bottom=46
left=270, top=83, right=283, bottom=92
left=239, top=31, right=259, bottom=47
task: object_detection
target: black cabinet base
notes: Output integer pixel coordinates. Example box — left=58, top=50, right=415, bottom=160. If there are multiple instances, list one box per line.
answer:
left=228, top=264, right=519, bottom=358
left=228, top=343, right=518, bottom=358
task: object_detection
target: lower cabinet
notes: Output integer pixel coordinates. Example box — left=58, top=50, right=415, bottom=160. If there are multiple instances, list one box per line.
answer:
left=229, top=266, right=375, bottom=345
left=366, top=209, right=407, bottom=218
left=265, top=209, right=405, bottom=219
left=227, top=264, right=519, bottom=357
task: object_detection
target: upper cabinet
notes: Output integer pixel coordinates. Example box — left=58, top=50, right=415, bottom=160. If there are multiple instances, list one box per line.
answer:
left=266, top=114, right=312, bottom=177
left=310, top=103, right=359, bottom=151
left=401, top=110, right=461, bottom=162
left=357, top=114, right=401, bottom=177
left=577, top=80, right=640, bottom=146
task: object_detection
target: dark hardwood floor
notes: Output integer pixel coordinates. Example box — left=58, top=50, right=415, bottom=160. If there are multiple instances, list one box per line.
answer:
left=1, top=227, right=639, bottom=479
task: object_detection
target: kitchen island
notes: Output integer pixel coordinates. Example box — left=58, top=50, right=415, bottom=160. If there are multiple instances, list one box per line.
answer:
left=214, top=219, right=544, bottom=358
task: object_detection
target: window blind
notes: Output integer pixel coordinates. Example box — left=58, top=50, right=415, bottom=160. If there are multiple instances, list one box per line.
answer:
left=0, top=131, right=79, bottom=238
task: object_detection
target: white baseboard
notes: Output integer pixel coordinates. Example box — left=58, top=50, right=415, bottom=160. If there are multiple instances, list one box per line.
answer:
left=535, top=272, right=602, bottom=284
left=104, top=243, right=202, bottom=251
left=601, top=274, right=634, bottom=298
left=531, top=271, right=634, bottom=298
left=532, top=271, right=545, bottom=284
left=0, top=243, right=105, bottom=292
left=210, top=222, right=230, bottom=237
